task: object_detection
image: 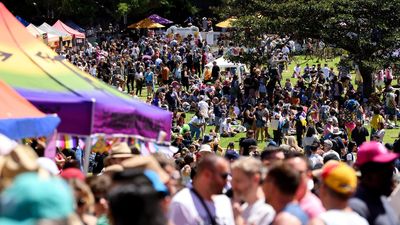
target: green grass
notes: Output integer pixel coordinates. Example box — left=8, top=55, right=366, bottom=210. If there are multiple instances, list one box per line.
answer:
left=133, top=55, right=400, bottom=149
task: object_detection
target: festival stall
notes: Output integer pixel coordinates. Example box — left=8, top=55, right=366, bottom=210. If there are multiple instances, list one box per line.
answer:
left=26, top=23, right=60, bottom=48
left=65, top=20, right=85, bottom=33
left=206, top=56, right=247, bottom=82
left=0, top=3, right=172, bottom=172
left=52, top=20, right=85, bottom=44
left=0, top=80, right=60, bottom=140
left=39, top=22, right=72, bottom=41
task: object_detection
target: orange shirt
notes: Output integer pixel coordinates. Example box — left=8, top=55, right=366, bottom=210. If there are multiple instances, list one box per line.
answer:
left=161, top=66, right=170, bottom=81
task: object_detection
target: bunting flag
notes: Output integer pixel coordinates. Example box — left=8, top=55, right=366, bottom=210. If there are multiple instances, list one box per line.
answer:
left=56, top=134, right=82, bottom=149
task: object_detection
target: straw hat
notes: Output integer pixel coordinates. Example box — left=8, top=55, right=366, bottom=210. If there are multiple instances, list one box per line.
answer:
left=0, top=145, right=39, bottom=190
left=104, top=142, right=134, bottom=166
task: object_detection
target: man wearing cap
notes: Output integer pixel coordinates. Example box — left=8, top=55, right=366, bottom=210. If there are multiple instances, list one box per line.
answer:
left=231, top=157, right=275, bottom=225
left=169, top=155, right=234, bottom=225
left=309, top=161, right=368, bottom=225
left=349, top=141, right=400, bottom=225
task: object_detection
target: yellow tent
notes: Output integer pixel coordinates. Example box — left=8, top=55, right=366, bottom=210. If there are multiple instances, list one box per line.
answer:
left=128, top=18, right=165, bottom=29
left=216, top=18, right=237, bottom=28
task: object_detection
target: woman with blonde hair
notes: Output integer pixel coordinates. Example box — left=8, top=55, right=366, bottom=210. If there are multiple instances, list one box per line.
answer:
left=286, top=136, right=303, bottom=153
left=69, top=179, right=96, bottom=225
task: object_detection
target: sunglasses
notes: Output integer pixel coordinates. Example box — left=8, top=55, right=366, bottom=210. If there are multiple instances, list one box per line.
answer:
left=219, top=172, right=230, bottom=180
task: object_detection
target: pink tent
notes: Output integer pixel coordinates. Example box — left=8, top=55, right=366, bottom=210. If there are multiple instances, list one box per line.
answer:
left=52, top=20, right=85, bottom=39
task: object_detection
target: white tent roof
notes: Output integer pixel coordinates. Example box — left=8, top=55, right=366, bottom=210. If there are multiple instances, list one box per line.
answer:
left=39, top=22, right=72, bottom=39
left=26, top=24, right=59, bottom=42
left=206, top=57, right=245, bottom=69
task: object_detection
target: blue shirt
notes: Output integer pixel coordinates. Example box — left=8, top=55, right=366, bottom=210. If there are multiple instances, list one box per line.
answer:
left=282, top=203, right=309, bottom=225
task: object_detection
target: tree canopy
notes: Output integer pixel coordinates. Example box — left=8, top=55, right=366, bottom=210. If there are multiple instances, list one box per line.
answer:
left=222, top=0, right=400, bottom=96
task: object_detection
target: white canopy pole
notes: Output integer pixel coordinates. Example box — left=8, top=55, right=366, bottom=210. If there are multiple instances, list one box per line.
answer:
left=83, top=136, right=91, bottom=174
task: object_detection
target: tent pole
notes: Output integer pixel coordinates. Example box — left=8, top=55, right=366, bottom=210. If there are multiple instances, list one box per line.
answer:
left=83, top=136, right=91, bottom=174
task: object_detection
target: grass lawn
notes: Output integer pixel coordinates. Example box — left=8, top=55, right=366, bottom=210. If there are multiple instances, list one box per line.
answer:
left=136, top=55, right=400, bottom=149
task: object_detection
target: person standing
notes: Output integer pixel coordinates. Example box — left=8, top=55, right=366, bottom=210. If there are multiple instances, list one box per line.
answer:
left=308, top=161, right=368, bottom=225
left=161, top=63, right=170, bottom=85
left=351, top=120, right=369, bottom=147
left=231, top=157, right=275, bottom=225
left=285, top=153, right=325, bottom=219
left=349, top=141, right=400, bottom=225
left=169, top=155, right=235, bottom=225
left=144, top=67, right=154, bottom=96
left=211, top=61, right=220, bottom=82
left=126, top=62, right=135, bottom=93
left=384, top=86, right=397, bottom=125
left=135, top=65, right=144, bottom=96
left=239, top=130, right=257, bottom=156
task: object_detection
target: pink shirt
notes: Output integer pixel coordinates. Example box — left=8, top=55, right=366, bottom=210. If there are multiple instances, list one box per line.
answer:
left=300, top=191, right=325, bottom=219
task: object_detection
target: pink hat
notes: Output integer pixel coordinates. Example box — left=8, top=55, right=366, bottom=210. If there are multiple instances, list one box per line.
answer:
left=355, top=141, right=399, bottom=167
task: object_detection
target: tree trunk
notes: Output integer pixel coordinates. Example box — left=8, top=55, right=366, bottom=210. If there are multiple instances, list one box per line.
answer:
left=358, top=62, right=374, bottom=98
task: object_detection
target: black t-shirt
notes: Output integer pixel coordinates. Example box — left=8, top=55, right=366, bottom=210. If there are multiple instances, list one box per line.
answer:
left=240, top=138, right=257, bottom=156
left=352, top=127, right=369, bottom=146
left=212, top=65, right=220, bottom=78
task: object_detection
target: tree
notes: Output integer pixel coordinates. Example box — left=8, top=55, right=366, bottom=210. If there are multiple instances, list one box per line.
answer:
left=222, top=0, right=400, bottom=97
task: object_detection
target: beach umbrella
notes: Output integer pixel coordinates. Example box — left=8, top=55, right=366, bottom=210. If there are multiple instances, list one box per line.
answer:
left=128, top=18, right=165, bottom=29
left=216, top=18, right=237, bottom=28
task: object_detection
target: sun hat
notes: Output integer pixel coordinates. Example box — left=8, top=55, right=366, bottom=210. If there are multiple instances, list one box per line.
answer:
left=121, top=156, right=169, bottom=183
left=0, top=145, right=38, bottom=190
left=355, top=141, right=400, bottom=167
left=199, top=144, right=212, bottom=153
left=321, top=161, right=357, bottom=195
left=104, top=142, right=134, bottom=165
left=0, top=134, right=17, bottom=155
left=0, top=172, right=75, bottom=221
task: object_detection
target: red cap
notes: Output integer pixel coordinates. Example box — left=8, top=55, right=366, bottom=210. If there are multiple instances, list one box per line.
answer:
left=355, top=141, right=399, bottom=167
left=60, top=168, right=85, bottom=181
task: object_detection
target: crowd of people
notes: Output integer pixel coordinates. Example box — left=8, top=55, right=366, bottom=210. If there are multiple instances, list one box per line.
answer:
left=1, top=23, right=400, bottom=225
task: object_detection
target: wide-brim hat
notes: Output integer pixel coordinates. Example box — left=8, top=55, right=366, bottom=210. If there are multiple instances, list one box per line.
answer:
left=104, top=142, right=134, bottom=166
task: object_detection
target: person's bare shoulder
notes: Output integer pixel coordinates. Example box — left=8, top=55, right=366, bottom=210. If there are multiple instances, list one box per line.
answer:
left=273, top=212, right=301, bottom=225
left=308, top=217, right=326, bottom=225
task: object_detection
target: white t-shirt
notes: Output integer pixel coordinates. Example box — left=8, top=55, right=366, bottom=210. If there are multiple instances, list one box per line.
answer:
left=319, top=209, right=369, bottom=225
left=241, top=199, right=275, bottom=225
left=169, top=188, right=235, bottom=225
left=198, top=101, right=209, bottom=118
left=323, top=67, right=330, bottom=79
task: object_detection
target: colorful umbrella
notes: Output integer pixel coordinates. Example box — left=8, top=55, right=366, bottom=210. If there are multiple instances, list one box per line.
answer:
left=148, top=14, right=173, bottom=25
left=0, top=2, right=172, bottom=141
left=128, top=18, right=165, bottom=29
left=0, top=80, right=60, bottom=139
left=216, top=18, right=237, bottom=28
